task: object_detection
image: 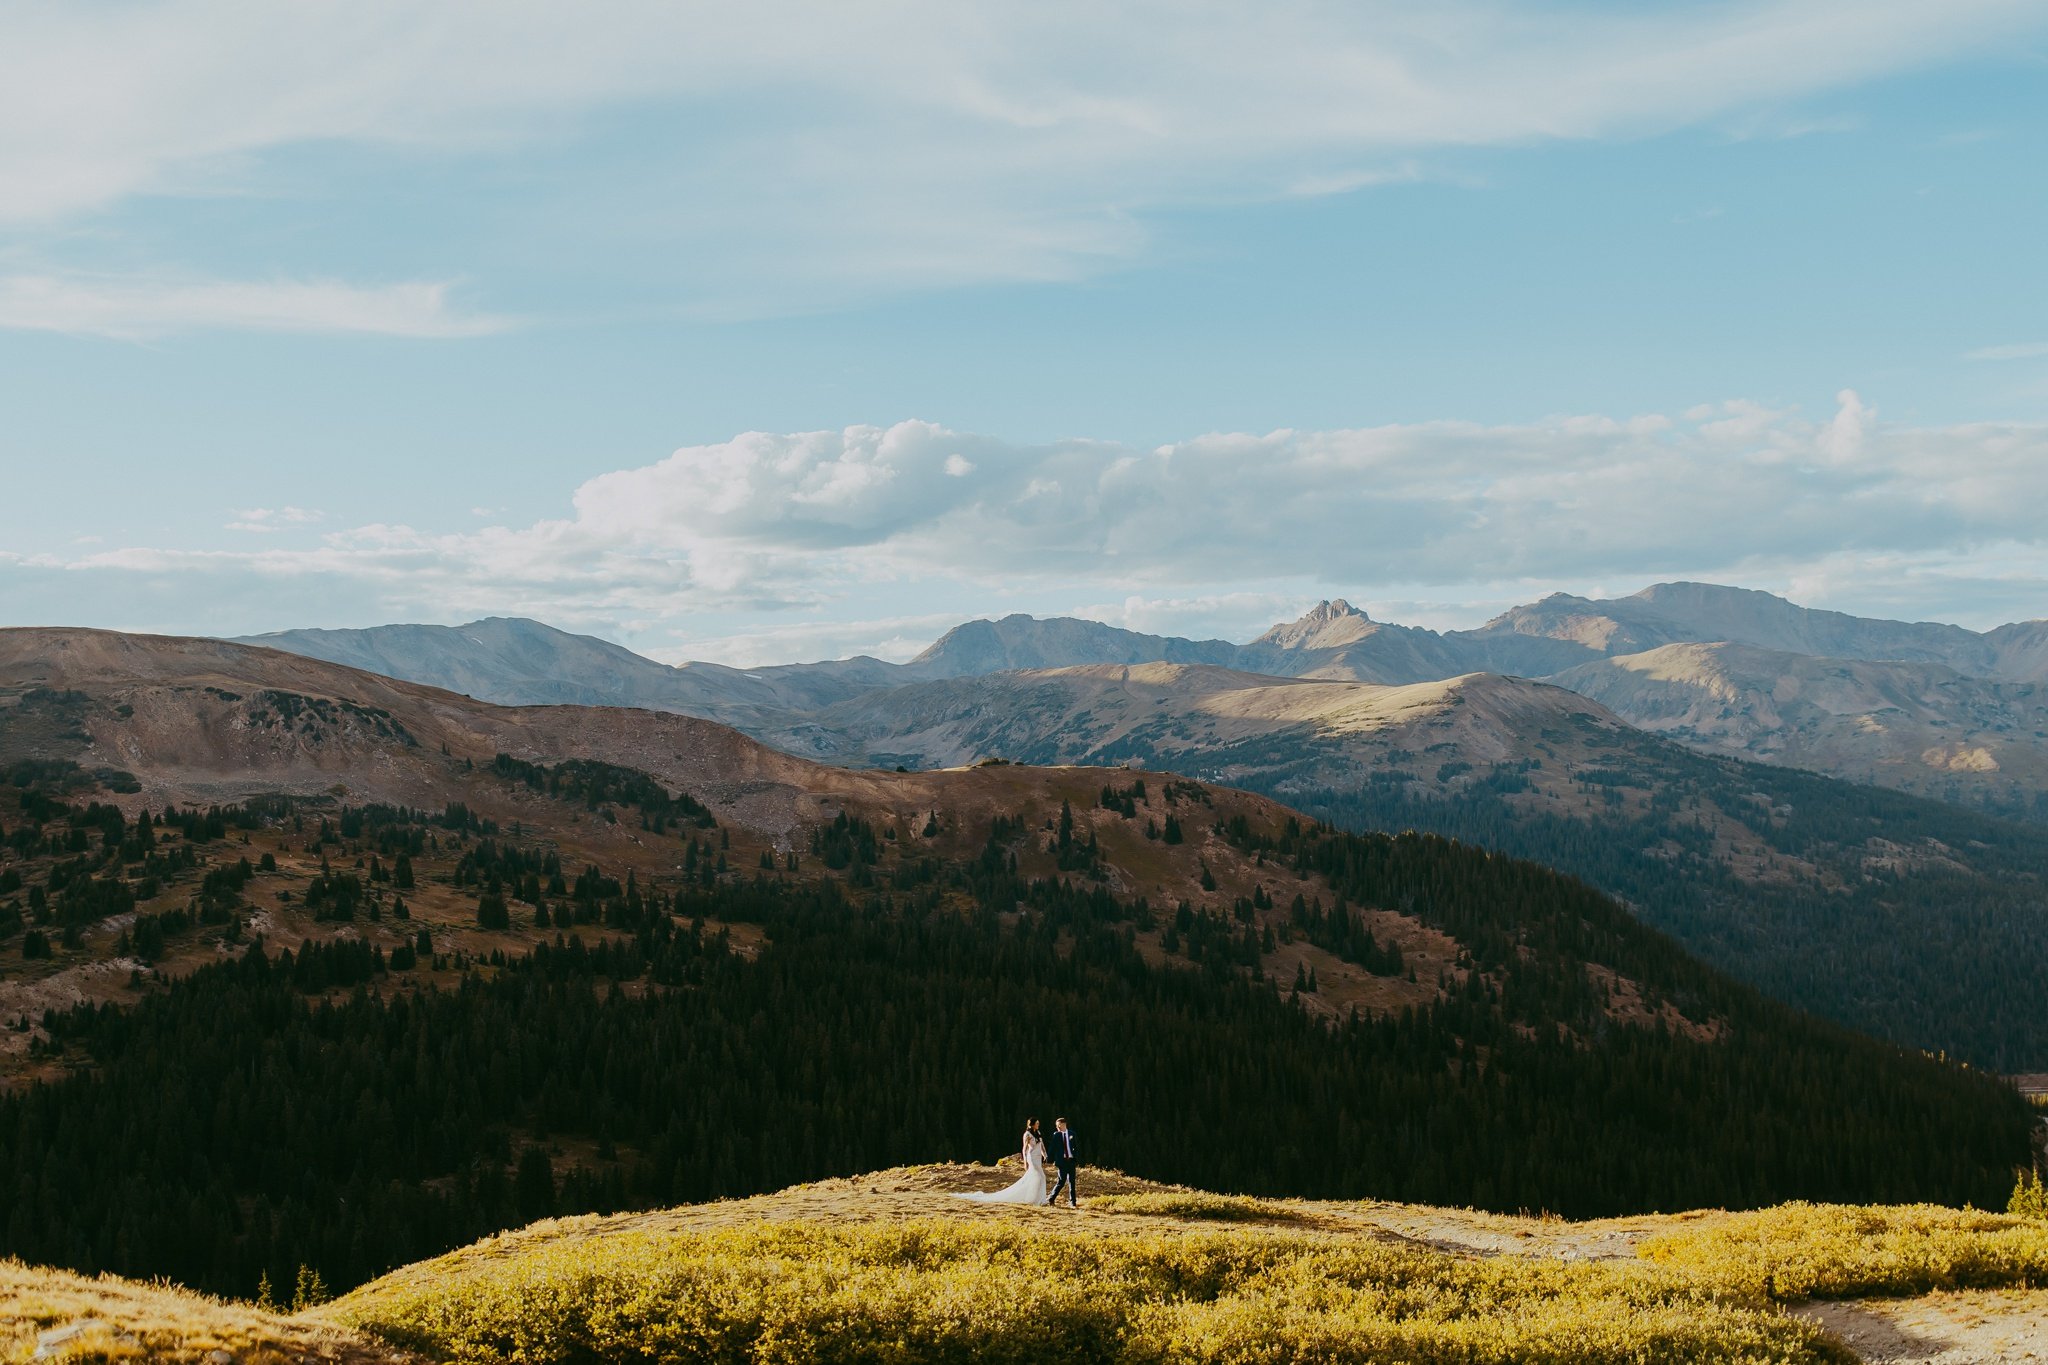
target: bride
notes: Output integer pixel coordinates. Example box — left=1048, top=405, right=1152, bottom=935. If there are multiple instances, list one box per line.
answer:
left=958, top=1118, right=1047, bottom=1204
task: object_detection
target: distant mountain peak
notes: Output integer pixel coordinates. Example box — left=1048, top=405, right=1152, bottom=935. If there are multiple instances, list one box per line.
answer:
left=910, top=614, right=1240, bottom=677
left=1310, top=598, right=1369, bottom=623
left=1630, top=580, right=1783, bottom=603
left=1252, top=598, right=1377, bottom=652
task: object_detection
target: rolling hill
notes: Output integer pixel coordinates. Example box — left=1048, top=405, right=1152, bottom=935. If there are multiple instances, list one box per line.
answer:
left=766, top=658, right=2048, bottom=1068
left=0, top=625, right=2029, bottom=1305
left=235, top=615, right=908, bottom=731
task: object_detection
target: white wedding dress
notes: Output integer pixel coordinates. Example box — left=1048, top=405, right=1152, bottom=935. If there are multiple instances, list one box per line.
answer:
left=958, top=1132, right=1048, bottom=1204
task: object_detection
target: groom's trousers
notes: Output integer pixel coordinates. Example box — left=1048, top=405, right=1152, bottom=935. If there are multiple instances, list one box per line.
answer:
left=1050, top=1161, right=1078, bottom=1205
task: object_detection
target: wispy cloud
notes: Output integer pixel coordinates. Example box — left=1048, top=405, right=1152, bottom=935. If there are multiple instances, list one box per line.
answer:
left=1965, top=341, right=2048, bottom=361
left=0, top=2, right=2040, bottom=311
left=225, top=506, right=324, bottom=533
left=0, top=274, right=511, bottom=340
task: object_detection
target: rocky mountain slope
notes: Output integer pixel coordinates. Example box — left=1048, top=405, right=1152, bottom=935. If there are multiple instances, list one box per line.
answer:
left=1551, top=642, right=2048, bottom=811
left=1475, top=581, right=2048, bottom=678
left=773, top=661, right=1646, bottom=798
left=900, top=590, right=2048, bottom=812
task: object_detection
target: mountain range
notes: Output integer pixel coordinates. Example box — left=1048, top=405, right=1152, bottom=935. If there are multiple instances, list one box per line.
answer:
left=239, top=582, right=2048, bottom=816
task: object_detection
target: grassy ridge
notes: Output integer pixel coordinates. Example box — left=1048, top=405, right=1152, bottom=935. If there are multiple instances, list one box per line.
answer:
left=330, top=1219, right=1851, bottom=1365
left=15, top=1171, right=2048, bottom=1363
left=0, top=1257, right=376, bottom=1365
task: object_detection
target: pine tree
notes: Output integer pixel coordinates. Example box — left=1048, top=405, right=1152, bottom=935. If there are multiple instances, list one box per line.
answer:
left=291, top=1264, right=328, bottom=1311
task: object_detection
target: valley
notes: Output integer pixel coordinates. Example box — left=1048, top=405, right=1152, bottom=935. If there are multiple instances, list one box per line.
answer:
left=237, top=594, right=2048, bottom=1069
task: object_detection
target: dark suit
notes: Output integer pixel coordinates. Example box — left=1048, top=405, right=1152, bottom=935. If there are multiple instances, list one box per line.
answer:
left=1048, top=1127, right=1079, bottom=1205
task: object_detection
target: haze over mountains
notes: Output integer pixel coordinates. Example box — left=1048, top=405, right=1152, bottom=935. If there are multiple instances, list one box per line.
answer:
left=240, top=581, right=2048, bottom=817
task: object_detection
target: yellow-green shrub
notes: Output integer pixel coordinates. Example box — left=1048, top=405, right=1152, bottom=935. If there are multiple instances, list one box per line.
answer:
left=334, top=1220, right=1846, bottom=1365
left=1641, top=1202, right=2048, bottom=1301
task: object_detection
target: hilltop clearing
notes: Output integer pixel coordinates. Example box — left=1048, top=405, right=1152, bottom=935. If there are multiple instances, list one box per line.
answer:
left=10, top=1167, right=2048, bottom=1363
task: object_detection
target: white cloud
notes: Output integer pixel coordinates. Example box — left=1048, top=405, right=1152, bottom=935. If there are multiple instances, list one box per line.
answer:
left=0, top=274, right=510, bottom=340
left=1816, top=387, right=1871, bottom=463
left=0, top=2, right=2039, bottom=308
left=15, top=390, right=2048, bottom=656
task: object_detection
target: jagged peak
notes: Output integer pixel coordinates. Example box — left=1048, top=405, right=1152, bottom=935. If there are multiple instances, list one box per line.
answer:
left=1303, top=598, right=1368, bottom=624
left=1250, top=597, right=1379, bottom=652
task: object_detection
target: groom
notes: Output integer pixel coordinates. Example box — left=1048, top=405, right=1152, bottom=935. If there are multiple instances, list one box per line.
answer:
left=1045, top=1117, right=1079, bottom=1207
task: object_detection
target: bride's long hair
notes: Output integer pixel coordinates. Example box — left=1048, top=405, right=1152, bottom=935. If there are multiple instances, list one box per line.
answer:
left=1026, top=1117, right=1040, bottom=1135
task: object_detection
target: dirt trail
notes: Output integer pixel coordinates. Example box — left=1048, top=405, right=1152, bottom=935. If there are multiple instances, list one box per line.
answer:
left=1797, top=1291, right=2048, bottom=1364
left=1373, top=1202, right=2048, bottom=1363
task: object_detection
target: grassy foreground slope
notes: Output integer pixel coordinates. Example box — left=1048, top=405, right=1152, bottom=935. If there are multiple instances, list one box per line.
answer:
left=12, top=1166, right=2048, bottom=1364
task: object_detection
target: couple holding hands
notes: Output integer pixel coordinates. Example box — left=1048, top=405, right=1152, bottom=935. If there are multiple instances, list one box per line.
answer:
left=959, top=1117, right=1080, bottom=1207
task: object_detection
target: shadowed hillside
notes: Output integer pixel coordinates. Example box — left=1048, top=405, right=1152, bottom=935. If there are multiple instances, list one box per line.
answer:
left=752, top=657, right=2048, bottom=1068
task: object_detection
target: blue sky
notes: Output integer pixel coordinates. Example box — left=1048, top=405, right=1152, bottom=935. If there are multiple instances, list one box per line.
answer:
left=3, top=1, right=2047, bottom=663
